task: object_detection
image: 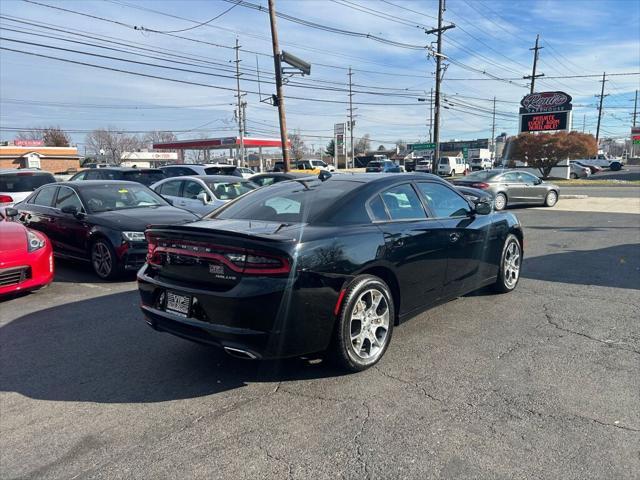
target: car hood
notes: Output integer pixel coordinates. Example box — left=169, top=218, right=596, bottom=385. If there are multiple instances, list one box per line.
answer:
left=0, top=221, right=27, bottom=254
left=93, top=206, right=199, bottom=231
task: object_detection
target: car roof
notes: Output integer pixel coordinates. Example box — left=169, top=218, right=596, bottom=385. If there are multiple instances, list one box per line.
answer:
left=80, top=167, right=162, bottom=172
left=161, top=175, right=250, bottom=183
left=0, top=168, right=53, bottom=175
left=250, top=172, right=310, bottom=178
left=325, top=172, right=446, bottom=184
left=56, top=180, right=145, bottom=188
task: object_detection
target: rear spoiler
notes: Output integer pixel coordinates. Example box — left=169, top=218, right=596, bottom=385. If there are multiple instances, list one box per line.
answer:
left=144, top=222, right=300, bottom=243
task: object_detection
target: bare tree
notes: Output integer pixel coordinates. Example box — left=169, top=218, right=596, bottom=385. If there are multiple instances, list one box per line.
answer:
left=16, top=126, right=71, bottom=146
left=143, top=131, right=178, bottom=150
left=354, top=134, right=371, bottom=154
left=288, top=130, right=305, bottom=160
left=85, top=127, right=142, bottom=164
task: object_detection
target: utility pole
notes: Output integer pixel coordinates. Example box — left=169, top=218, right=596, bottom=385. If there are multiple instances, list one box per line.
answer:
left=491, top=96, right=496, bottom=159
left=348, top=66, right=355, bottom=169
left=234, top=37, right=245, bottom=166
left=426, top=0, right=455, bottom=165
left=582, top=114, right=586, bottom=133
left=633, top=89, right=638, bottom=127
left=267, top=0, right=290, bottom=171
left=524, top=34, right=544, bottom=94
left=595, top=72, right=608, bottom=146
left=429, top=87, right=433, bottom=142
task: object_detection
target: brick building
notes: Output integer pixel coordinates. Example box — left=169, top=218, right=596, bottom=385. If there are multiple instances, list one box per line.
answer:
left=0, top=146, right=81, bottom=173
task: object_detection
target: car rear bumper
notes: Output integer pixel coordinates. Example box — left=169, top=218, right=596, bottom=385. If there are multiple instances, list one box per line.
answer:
left=137, top=264, right=346, bottom=359
left=0, top=245, right=53, bottom=296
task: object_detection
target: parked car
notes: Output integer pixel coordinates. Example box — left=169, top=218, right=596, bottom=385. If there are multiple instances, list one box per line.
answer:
left=138, top=173, right=523, bottom=371
left=436, top=156, right=469, bottom=176
left=365, top=160, right=401, bottom=173
left=0, top=169, right=56, bottom=206
left=160, top=164, right=244, bottom=178
left=296, top=159, right=336, bottom=172
left=249, top=172, right=313, bottom=187
left=569, top=163, right=590, bottom=179
left=470, top=157, right=493, bottom=171
left=0, top=207, right=54, bottom=296
left=570, top=160, right=602, bottom=175
left=404, top=159, right=415, bottom=172
left=70, top=167, right=165, bottom=186
left=237, top=167, right=256, bottom=179
left=14, top=181, right=198, bottom=279
left=151, top=175, right=257, bottom=216
left=414, top=159, right=432, bottom=174
left=453, top=169, right=559, bottom=211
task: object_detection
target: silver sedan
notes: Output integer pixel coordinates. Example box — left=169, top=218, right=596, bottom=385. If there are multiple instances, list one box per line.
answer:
left=453, top=169, right=560, bottom=211
left=150, top=175, right=257, bottom=216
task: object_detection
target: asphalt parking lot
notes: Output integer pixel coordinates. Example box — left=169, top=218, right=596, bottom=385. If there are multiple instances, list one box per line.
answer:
left=1, top=186, right=639, bottom=479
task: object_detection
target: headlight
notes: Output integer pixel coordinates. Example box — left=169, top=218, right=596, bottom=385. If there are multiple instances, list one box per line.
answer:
left=27, top=230, right=45, bottom=252
left=122, top=231, right=146, bottom=242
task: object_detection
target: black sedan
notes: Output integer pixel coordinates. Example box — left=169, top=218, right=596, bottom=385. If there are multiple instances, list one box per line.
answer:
left=138, top=173, right=523, bottom=371
left=14, top=181, right=198, bottom=279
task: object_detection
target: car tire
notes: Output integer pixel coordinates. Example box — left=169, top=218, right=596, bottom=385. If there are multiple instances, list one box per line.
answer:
left=494, top=193, right=507, bottom=211
left=329, top=275, right=395, bottom=372
left=544, top=190, right=558, bottom=207
left=570, top=173, right=578, bottom=179
left=90, top=238, right=121, bottom=280
left=493, top=234, right=522, bottom=293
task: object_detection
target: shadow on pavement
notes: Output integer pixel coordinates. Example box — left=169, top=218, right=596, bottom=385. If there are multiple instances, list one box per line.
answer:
left=523, top=243, right=640, bottom=290
left=0, top=291, right=341, bottom=404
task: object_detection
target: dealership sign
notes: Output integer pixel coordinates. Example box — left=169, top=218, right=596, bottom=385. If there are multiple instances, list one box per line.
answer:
left=519, top=91, right=572, bottom=133
left=14, top=139, right=45, bottom=147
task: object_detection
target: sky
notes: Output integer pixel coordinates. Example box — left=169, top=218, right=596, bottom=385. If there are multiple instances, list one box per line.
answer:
left=0, top=0, right=639, bottom=153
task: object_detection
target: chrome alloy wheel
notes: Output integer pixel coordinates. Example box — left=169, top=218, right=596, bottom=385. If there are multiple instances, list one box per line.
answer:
left=494, top=193, right=506, bottom=211
left=349, top=289, right=390, bottom=361
left=92, top=242, right=113, bottom=278
left=503, top=241, right=521, bottom=289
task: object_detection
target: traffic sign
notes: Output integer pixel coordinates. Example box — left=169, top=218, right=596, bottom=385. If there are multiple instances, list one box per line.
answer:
left=410, top=142, right=436, bottom=151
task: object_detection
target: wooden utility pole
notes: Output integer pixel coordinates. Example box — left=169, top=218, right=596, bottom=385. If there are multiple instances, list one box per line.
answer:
left=633, top=89, right=638, bottom=127
left=234, top=38, right=245, bottom=166
left=429, top=87, right=433, bottom=142
left=491, top=96, right=496, bottom=159
left=595, top=72, right=608, bottom=146
left=426, top=0, right=454, bottom=165
left=267, top=0, right=290, bottom=171
left=524, top=34, right=544, bottom=94
left=348, top=67, right=355, bottom=169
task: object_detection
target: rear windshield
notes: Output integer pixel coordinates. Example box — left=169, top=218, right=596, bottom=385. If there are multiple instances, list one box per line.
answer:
left=122, top=170, right=165, bottom=186
left=211, top=179, right=362, bottom=223
left=204, top=167, right=239, bottom=176
left=0, top=172, right=55, bottom=192
left=439, top=158, right=450, bottom=165
left=205, top=181, right=256, bottom=200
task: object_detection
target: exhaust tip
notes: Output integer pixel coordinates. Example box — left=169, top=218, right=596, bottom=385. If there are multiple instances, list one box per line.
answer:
left=223, top=346, right=258, bottom=360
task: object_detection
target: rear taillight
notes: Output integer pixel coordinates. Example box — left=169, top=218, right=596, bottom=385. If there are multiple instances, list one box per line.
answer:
left=146, top=232, right=159, bottom=264
left=0, top=194, right=14, bottom=203
left=471, top=182, right=489, bottom=189
left=223, top=252, right=290, bottom=275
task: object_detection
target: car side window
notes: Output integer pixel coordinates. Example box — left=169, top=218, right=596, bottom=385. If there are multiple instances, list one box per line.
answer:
left=159, top=180, right=182, bottom=197
left=380, top=184, right=427, bottom=220
left=183, top=180, right=206, bottom=199
left=55, top=187, right=84, bottom=212
left=257, top=177, right=274, bottom=186
left=100, top=170, right=117, bottom=180
left=416, top=182, right=470, bottom=218
left=31, top=185, right=57, bottom=207
left=368, top=195, right=389, bottom=221
left=72, top=171, right=86, bottom=180
left=519, top=172, right=538, bottom=184
left=85, top=170, right=101, bottom=180
left=502, top=172, right=519, bottom=182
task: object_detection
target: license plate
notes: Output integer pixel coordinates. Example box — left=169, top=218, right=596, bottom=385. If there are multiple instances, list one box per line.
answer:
left=166, top=291, right=191, bottom=316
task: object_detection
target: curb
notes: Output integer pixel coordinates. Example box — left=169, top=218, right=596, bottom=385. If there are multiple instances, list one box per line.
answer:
left=560, top=194, right=588, bottom=199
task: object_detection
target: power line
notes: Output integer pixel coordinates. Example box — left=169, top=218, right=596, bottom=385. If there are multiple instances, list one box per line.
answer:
left=140, top=1, right=240, bottom=34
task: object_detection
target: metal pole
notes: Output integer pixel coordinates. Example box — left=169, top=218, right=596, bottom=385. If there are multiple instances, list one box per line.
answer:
left=348, top=66, right=354, bottom=169
left=491, top=96, right=496, bottom=159
left=633, top=89, right=638, bottom=127
left=433, top=0, right=444, bottom=165
left=267, top=0, right=290, bottom=172
left=429, top=87, right=433, bottom=143
left=595, top=72, right=607, bottom=146
left=234, top=38, right=245, bottom=167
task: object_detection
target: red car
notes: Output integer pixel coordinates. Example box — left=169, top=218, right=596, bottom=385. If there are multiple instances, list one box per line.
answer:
left=0, top=207, right=54, bottom=296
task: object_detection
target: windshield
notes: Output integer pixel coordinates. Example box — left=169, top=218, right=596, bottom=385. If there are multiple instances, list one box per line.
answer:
left=205, top=181, right=256, bottom=200
left=78, top=183, right=168, bottom=213
left=122, top=170, right=165, bottom=186
left=205, top=166, right=238, bottom=175
left=0, top=173, right=55, bottom=192
left=210, top=179, right=361, bottom=223
left=464, top=170, right=500, bottom=181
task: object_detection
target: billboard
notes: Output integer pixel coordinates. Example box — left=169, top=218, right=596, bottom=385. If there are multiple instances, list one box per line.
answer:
left=14, top=139, right=45, bottom=147
left=520, top=112, right=570, bottom=133
left=519, top=91, right=572, bottom=114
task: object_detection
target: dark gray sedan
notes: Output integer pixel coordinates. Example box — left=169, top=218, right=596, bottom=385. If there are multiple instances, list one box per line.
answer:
left=453, top=169, right=559, bottom=211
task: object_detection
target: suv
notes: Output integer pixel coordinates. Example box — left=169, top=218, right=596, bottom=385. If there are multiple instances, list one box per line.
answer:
left=0, top=169, right=56, bottom=206
left=471, top=157, right=492, bottom=171
left=437, top=157, right=469, bottom=176
left=414, top=159, right=432, bottom=173
left=160, top=163, right=244, bottom=178
left=70, top=167, right=166, bottom=186
left=296, top=159, right=335, bottom=172
left=365, top=160, right=401, bottom=173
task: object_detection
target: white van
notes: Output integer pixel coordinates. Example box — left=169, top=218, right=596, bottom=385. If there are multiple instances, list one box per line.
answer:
left=436, top=156, right=468, bottom=176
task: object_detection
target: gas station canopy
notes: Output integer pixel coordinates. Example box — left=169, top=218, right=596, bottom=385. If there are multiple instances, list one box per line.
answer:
left=153, top=136, right=287, bottom=150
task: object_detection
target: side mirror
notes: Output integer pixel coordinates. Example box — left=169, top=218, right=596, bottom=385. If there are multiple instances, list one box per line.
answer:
left=4, top=207, right=19, bottom=218
left=196, top=191, right=210, bottom=205
left=474, top=200, right=493, bottom=215
left=61, top=205, right=78, bottom=216
left=534, top=178, right=543, bottom=185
